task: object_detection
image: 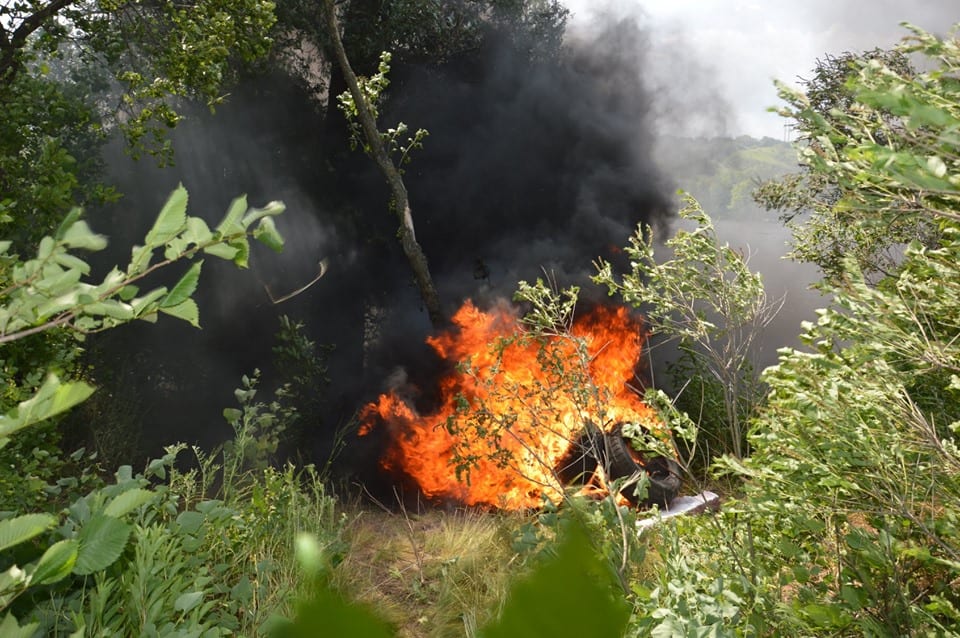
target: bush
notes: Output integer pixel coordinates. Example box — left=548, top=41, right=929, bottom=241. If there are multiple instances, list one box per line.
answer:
left=624, top=23, right=960, bottom=637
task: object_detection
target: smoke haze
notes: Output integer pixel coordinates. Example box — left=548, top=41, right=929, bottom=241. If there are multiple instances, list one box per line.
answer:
left=563, top=0, right=959, bottom=138
left=87, top=10, right=689, bottom=471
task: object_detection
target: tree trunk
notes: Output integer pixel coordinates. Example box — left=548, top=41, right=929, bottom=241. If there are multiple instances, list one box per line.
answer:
left=322, top=0, right=444, bottom=328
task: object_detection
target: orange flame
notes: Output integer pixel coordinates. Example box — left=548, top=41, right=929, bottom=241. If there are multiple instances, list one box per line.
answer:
left=359, top=299, right=660, bottom=509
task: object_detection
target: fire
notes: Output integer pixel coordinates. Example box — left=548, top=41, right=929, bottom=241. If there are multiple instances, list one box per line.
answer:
left=359, top=299, right=661, bottom=509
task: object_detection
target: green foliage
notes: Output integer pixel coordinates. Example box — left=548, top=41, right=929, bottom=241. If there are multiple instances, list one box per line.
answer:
left=219, top=370, right=294, bottom=492
left=0, top=459, right=166, bottom=626
left=70, top=457, right=344, bottom=636
left=595, top=197, right=781, bottom=460
left=627, top=508, right=790, bottom=637
left=666, top=349, right=756, bottom=470
left=271, top=315, right=336, bottom=465
left=0, top=185, right=290, bottom=632
left=725, top=227, right=960, bottom=632
left=0, top=374, right=93, bottom=447
left=755, top=35, right=951, bottom=283
left=0, top=70, right=112, bottom=251
left=282, top=519, right=628, bottom=638
left=657, top=135, right=796, bottom=218
left=0, top=0, right=278, bottom=260
left=106, top=0, right=276, bottom=158
left=276, top=0, right=568, bottom=84
left=337, top=51, right=430, bottom=168
left=12, top=0, right=275, bottom=156
left=630, top=23, right=960, bottom=637
left=0, top=184, right=284, bottom=345
left=276, top=529, right=395, bottom=638
left=480, top=522, right=630, bottom=638
left=2, top=400, right=345, bottom=635
left=0, top=324, right=91, bottom=511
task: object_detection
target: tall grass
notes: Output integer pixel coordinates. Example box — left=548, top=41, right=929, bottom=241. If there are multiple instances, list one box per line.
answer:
left=332, top=505, right=526, bottom=638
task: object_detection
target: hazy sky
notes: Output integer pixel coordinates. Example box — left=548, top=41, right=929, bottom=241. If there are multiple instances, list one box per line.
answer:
left=563, top=0, right=959, bottom=138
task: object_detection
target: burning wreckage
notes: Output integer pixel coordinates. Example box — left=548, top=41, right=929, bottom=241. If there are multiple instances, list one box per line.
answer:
left=359, top=299, right=709, bottom=516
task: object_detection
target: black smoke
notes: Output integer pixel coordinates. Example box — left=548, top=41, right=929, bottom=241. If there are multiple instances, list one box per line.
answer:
left=390, top=17, right=672, bottom=305
left=82, top=12, right=676, bottom=478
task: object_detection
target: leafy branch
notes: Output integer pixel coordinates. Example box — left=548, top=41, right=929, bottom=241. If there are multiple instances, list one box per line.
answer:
left=335, top=51, right=429, bottom=169
left=322, top=0, right=442, bottom=326
left=0, top=184, right=284, bottom=345
left=595, top=196, right=782, bottom=459
left=0, top=184, right=284, bottom=446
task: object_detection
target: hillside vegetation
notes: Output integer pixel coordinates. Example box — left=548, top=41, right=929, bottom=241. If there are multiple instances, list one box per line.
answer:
left=656, top=135, right=797, bottom=216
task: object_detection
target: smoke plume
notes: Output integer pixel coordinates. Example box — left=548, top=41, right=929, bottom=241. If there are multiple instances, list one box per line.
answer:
left=88, top=10, right=683, bottom=475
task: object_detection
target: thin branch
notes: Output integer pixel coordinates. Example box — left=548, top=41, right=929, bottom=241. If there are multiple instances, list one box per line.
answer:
left=263, top=258, right=328, bottom=304
left=321, top=0, right=443, bottom=327
left=10, top=0, right=76, bottom=49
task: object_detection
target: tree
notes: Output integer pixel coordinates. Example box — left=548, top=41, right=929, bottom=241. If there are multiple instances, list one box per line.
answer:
left=755, top=46, right=940, bottom=284
left=0, top=1, right=280, bottom=459
left=0, top=0, right=277, bottom=247
left=273, top=0, right=569, bottom=146
left=323, top=0, right=442, bottom=326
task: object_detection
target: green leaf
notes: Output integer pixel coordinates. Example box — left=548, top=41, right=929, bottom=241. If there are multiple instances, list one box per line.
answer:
left=160, top=261, right=202, bottom=309
left=103, top=488, right=155, bottom=518
left=61, top=219, right=108, bottom=251
left=215, top=195, right=247, bottom=236
left=128, top=245, right=154, bottom=274
left=228, top=237, right=250, bottom=268
left=906, top=103, right=953, bottom=129
left=241, top=201, right=285, bottom=228
left=49, top=380, right=97, bottom=421
left=74, top=514, right=131, bottom=575
left=158, top=298, right=200, bottom=328
left=276, top=581, right=394, bottom=638
left=480, top=522, right=630, bottom=638
left=839, top=584, right=865, bottom=611
left=130, top=287, right=168, bottom=317
left=203, top=242, right=239, bottom=261
left=176, top=511, right=205, bottom=535
left=54, top=251, right=93, bottom=274
left=31, top=539, right=79, bottom=585
left=118, top=285, right=139, bottom=301
left=231, top=576, right=254, bottom=604
left=253, top=216, right=284, bottom=252
left=54, top=208, right=83, bottom=241
left=82, top=300, right=135, bottom=321
left=0, top=513, right=57, bottom=552
left=174, top=591, right=204, bottom=614
left=183, top=216, right=213, bottom=246
left=145, top=185, right=188, bottom=245
left=800, top=603, right=851, bottom=629
left=37, top=236, right=55, bottom=259
left=0, top=376, right=95, bottom=440
left=35, top=266, right=84, bottom=294
left=0, top=613, right=39, bottom=638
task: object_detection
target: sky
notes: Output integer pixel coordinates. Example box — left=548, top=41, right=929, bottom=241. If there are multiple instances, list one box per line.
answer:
left=563, top=0, right=959, bottom=138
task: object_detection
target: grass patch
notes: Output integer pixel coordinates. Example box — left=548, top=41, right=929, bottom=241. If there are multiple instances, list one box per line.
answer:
left=332, top=505, right=527, bottom=638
